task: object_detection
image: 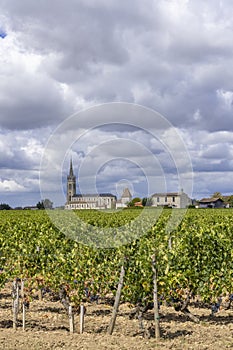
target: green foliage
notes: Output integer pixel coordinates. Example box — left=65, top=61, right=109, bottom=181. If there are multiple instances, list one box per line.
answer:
left=127, top=197, right=141, bottom=207
left=36, top=201, right=44, bottom=209
left=224, top=195, right=233, bottom=208
left=227, top=195, right=233, bottom=207
left=212, top=192, right=223, bottom=199
left=0, top=203, right=12, bottom=210
left=0, top=209, right=232, bottom=306
left=142, top=197, right=153, bottom=206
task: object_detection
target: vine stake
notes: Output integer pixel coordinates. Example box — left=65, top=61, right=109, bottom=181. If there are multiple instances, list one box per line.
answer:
left=68, top=305, right=74, bottom=333
left=80, top=304, right=85, bottom=334
left=108, top=265, right=125, bottom=335
left=152, top=254, right=161, bottom=339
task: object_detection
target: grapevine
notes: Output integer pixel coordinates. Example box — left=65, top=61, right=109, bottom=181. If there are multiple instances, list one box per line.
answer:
left=0, top=208, right=232, bottom=333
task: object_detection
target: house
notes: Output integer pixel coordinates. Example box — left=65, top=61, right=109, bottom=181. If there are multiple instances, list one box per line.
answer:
left=151, top=190, right=191, bottom=208
left=198, top=197, right=225, bottom=208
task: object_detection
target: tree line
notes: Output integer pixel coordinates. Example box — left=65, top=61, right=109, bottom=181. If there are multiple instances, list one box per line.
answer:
left=0, top=198, right=53, bottom=210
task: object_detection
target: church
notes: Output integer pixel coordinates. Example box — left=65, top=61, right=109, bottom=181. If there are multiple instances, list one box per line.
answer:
left=65, top=159, right=131, bottom=210
left=65, top=159, right=190, bottom=209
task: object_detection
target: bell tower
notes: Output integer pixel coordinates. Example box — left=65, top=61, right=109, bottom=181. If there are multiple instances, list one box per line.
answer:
left=67, top=158, right=76, bottom=203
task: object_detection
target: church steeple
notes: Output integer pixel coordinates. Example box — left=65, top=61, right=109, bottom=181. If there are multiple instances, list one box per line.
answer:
left=67, top=158, right=76, bottom=203
left=69, top=158, right=74, bottom=177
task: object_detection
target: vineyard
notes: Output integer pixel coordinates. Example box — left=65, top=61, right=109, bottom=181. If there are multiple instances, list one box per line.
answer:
left=0, top=208, right=232, bottom=349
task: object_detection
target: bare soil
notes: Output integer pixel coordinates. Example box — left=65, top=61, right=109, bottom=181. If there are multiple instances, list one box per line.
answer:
left=0, top=285, right=232, bottom=350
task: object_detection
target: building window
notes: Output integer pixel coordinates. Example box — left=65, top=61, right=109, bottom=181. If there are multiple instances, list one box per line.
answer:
left=165, top=197, right=167, bottom=202
left=172, top=196, right=175, bottom=202
left=157, top=197, right=159, bottom=202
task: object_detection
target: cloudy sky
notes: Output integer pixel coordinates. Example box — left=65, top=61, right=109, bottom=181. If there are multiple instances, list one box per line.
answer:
left=0, top=0, right=233, bottom=208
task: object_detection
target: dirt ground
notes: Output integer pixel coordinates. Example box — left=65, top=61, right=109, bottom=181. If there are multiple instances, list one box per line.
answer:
left=0, top=285, right=232, bottom=350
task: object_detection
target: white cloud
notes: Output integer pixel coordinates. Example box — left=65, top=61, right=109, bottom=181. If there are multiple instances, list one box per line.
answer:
left=0, top=179, right=25, bottom=192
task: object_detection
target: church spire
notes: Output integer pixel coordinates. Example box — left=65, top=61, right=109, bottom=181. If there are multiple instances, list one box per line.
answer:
left=69, top=157, right=74, bottom=177
left=67, top=157, right=76, bottom=203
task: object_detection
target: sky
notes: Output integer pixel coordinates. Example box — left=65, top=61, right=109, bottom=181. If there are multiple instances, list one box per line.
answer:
left=0, top=0, right=233, bottom=208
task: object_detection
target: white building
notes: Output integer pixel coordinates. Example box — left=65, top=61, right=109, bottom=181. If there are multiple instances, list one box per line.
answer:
left=151, top=190, right=191, bottom=208
left=65, top=193, right=116, bottom=210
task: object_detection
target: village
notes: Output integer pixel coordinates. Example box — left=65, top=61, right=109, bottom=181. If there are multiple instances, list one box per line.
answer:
left=64, top=160, right=232, bottom=210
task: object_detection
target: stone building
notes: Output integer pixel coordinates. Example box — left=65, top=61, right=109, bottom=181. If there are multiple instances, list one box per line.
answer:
left=151, top=190, right=191, bottom=208
left=198, top=197, right=225, bottom=208
left=65, top=159, right=116, bottom=210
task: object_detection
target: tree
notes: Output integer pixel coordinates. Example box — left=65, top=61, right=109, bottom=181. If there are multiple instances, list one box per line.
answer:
left=36, top=199, right=53, bottom=210
left=127, top=197, right=141, bottom=207
left=226, top=195, right=233, bottom=208
left=42, top=198, right=53, bottom=209
left=0, top=203, right=12, bottom=210
left=212, top=192, right=223, bottom=199
left=36, top=201, right=44, bottom=209
left=142, top=197, right=153, bottom=207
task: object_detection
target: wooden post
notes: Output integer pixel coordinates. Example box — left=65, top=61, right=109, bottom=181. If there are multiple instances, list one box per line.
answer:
left=12, top=279, right=20, bottom=330
left=151, top=254, right=160, bottom=339
left=68, top=305, right=74, bottom=333
left=22, top=302, right=26, bottom=331
left=80, top=305, right=85, bottom=334
left=107, top=265, right=125, bottom=335
left=21, top=280, right=26, bottom=331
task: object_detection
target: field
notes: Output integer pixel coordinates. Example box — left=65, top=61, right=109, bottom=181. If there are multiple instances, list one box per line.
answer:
left=0, top=283, right=233, bottom=350
left=0, top=208, right=232, bottom=349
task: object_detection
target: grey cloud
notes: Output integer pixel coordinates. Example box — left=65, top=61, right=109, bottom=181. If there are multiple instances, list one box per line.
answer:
left=1, top=0, right=233, bottom=132
left=0, top=0, right=233, bottom=205
left=193, top=160, right=233, bottom=173
left=1, top=0, right=136, bottom=64
left=193, top=170, right=233, bottom=198
left=0, top=71, right=72, bottom=130
left=200, top=143, right=231, bottom=160
left=0, top=131, right=42, bottom=170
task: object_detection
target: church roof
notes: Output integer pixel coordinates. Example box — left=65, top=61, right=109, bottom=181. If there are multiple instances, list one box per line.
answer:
left=73, top=193, right=116, bottom=198
left=121, top=188, right=132, bottom=198
left=152, top=192, right=179, bottom=197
